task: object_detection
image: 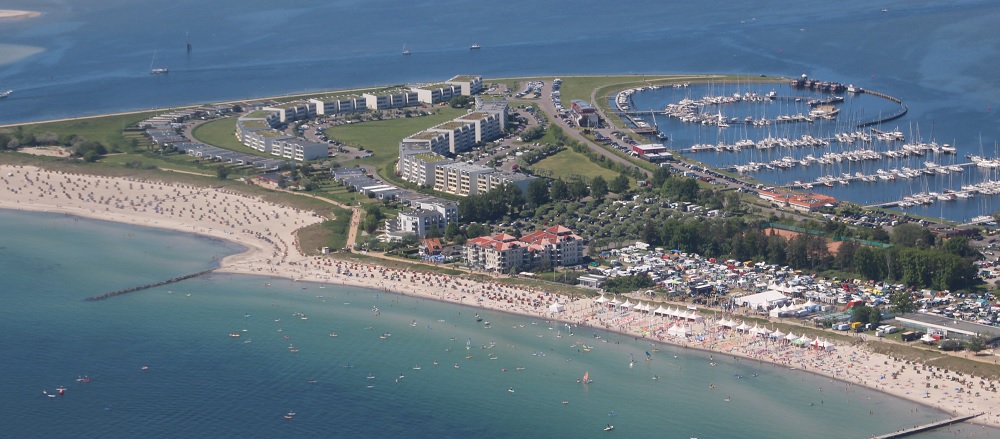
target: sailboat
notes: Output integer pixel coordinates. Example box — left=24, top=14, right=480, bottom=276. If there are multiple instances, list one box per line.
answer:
left=581, top=371, right=593, bottom=384
left=402, top=44, right=411, bottom=56
left=149, top=51, right=168, bottom=74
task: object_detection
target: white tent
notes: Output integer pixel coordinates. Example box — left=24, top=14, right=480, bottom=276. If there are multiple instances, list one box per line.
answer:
left=654, top=306, right=669, bottom=315
left=798, top=335, right=813, bottom=345
left=595, top=295, right=608, bottom=304
left=620, top=299, right=634, bottom=309
left=609, top=297, right=621, bottom=306
left=785, top=332, right=799, bottom=341
left=720, top=318, right=735, bottom=328
left=633, top=302, right=644, bottom=312
left=549, top=302, right=566, bottom=313
left=667, top=325, right=689, bottom=337
left=736, top=322, right=750, bottom=332
left=771, top=328, right=785, bottom=339
left=738, top=290, right=789, bottom=309
left=685, top=311, right=704, bottom=322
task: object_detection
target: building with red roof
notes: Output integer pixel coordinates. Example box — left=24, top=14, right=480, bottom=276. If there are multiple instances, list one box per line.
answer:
left=464, top=225, right=586, bottom=273
left=758, top=190, right=837, bottom=213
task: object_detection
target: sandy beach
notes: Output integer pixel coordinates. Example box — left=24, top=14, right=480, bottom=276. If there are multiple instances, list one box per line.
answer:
left=0, top=10, right=41, bottom=20
left=3, top=163, right=1000, bottom=430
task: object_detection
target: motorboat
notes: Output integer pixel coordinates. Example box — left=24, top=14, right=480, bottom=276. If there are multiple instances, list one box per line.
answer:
left=604, top=425, right=615, bottom=431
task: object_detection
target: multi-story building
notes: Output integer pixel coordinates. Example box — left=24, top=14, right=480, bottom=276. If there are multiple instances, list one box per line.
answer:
left=465, top=233, right=529, bottom=273
left=400, top=130, right=452, bottom=156
left=363, top=88, right=419, bottom=110
left=429, top=120, right=478, bottom=154
left=389, top=199, right=458, bottom=238
left=475, top=98, right=509, bottom=132
left=309, top=95, right=367, bottom=115
left=411, top=83, right=461, bottom=104
left=445, top=75, right=484, bottom=96
left=478, top=171, right=536, bottom=195
left=456, top=111, right=504, bottom=144
left=520, top=225, right=586, bottom=267
left=464, top=225, right=585, bottom=273
left=398, top=147, right=455, bottom=187
left=270, top=138, right=328, bottom=161
left=435, top=162, right=495, bottom=196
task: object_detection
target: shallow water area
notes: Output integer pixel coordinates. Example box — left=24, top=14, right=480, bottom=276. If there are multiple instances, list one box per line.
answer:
left=2, top=209, right=997, bottom=438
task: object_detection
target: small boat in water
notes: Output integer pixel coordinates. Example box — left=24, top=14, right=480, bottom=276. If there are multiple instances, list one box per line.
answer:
left=470, top=43, right=481, bottom=50
left=0, top=90, right=12, bottom=99
left=284, top=411, right=296, bottom=419
left=604, top=425, right=615, bottom=431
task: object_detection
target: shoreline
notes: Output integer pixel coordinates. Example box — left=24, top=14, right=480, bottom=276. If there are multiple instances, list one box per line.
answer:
left=4, top=162, right=1000, bottom=430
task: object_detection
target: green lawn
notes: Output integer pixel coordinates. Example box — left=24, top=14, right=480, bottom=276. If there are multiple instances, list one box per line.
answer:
left=192, top=117, right=272, bottom=157
left=532, top=148, right=623, bottom=182
left=6, top=111, right=160, bottom=152
left=325, top=108, right=465, bottom=173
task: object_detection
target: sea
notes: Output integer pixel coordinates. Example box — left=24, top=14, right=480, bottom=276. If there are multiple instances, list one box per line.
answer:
left=3, top=0, right=1000, bottom=219
left=3, top=0, right=1000, bottom=436
left=1, top=209, right=995, bottom=438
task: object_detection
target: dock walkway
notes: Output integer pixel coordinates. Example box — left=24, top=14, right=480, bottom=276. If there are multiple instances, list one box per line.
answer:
left=870, top=413, right=982, bottom=439
left=86, top=270, right=214, bottom=301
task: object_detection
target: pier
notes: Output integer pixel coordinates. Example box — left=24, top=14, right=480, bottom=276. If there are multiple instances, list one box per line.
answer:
left=86, top=269, right=215, bottom=301
left=858, top=105, right=908, bottom=128
left=870, top=413, right=982, bottom=439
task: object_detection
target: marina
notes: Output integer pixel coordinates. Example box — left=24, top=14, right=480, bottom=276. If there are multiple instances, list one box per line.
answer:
left=627, top=80, right=1000, bottom=222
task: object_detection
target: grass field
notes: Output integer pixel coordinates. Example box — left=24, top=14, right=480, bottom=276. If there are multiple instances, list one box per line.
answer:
left=191, top=117, right=269, bottom=156
left=532, top=148, right=623, bottom=182
left=6, top=111, right=160, bottom=152
left=325, top=108, right=465, bottom=173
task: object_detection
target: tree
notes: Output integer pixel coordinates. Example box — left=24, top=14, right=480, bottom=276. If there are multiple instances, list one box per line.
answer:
left=444, top=222, right=460, bottom=241
left=567, top=180, right=589, bottom=200
left=889, top=291, right=915, bottom=314
left=449, top=95, right=472, bottom=108
left=550, top=179, right=569, bottom=201
left=651, top=166, right=671, bottom=188
left=520, top=125, right=545, bottom=142
left=525, top=178, right=550, bottom=207
left=215, top=165, right=231, bottom=180
left=609, top=174, right=629, bottom=193
left=966, top=336, right=989, bottom=354
left=590, top=176, right=609, bottom=199
left=891, top=222, right=935, bottom=248
left=465, top=223, right=487, bottom=239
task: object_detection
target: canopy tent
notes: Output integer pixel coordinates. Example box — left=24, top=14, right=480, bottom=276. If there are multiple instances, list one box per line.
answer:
left=736, top=322, right=750, bottom=332
left=798, top=335, right=813, bottom=345
left=620, top=299, right=634, bottom=309
left=719, top=318, right=735, bottom=328
left=595, top=295, right=608, bottom=304
left=548, top=302, right=566, bottom=313
left=684, top=311, right=704, bottom=322
left=667, top=325, right=689, bottom=337
left=771, top=328, right=785, bottom=339
left=785, top=332, right=799, bottom=341
left=738, top=290, right=789, bottom=309
left=653, top=306, right=669, bottom=316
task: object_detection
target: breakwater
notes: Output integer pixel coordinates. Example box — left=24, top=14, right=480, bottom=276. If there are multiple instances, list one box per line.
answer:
left=870, top=413, right=983, bottom=439
left=86, top=270, right=214, bottom=301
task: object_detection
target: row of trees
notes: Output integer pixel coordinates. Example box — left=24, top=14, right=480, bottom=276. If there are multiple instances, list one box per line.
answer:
left=636, top=211, right=978, bottom=290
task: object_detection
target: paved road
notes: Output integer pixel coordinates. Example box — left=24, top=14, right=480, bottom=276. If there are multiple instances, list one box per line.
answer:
left=529, top=80, right=650, bottom=178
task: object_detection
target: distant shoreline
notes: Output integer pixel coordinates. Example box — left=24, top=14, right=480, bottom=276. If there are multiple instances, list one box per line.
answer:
left=0, top=10, right=41, bottom=20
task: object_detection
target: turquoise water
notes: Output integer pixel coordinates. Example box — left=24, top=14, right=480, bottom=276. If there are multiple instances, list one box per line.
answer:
left=1, top=209, right=996, bottom=438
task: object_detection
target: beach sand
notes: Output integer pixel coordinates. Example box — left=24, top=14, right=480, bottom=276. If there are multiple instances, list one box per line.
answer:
left=0, top=10, right=41, bottom=20
left=3, top=163, right=1000, bottom=429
